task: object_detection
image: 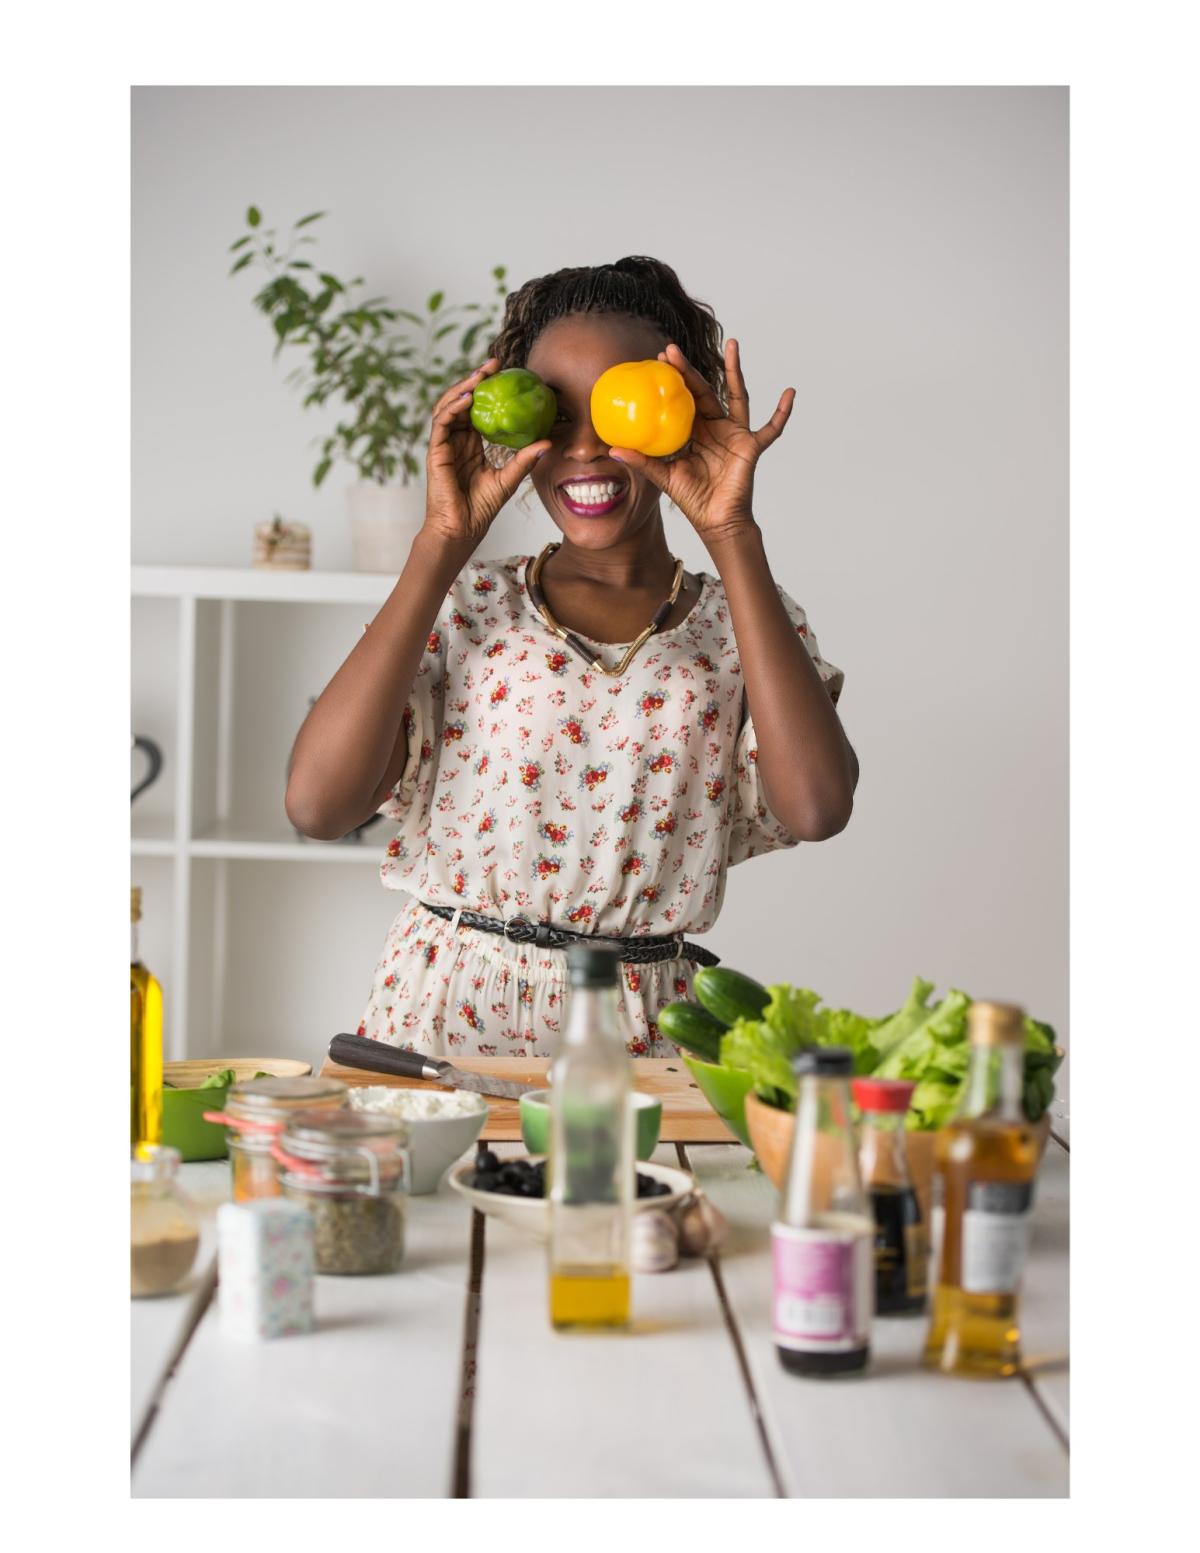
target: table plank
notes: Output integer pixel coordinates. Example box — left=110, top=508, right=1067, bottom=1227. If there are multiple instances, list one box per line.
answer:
left=131, top=1161, right=229, bottom=1446
left=469, top=1144, right=778, bottom=1498
left=320, top=1056, right=736, bottom=1143
left=691, top=1144, right=1069, bottom=1498
left=132, top=1172, right=477, bottom=1497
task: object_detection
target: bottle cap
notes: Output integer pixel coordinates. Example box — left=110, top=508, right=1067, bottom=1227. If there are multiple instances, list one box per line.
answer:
left=567, top=942, right=621, bottom=988
left=131, top=885, right=143, bottom=922
left=851, top=1077, right=916, bottom=1114
left=967, top=1000, right=1025, bottom=1046
left=791, top=1045, right=853, bottom=1077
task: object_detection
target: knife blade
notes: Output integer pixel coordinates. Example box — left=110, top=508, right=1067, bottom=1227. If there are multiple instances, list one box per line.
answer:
left=327, top=1033, right=543, bottom=1101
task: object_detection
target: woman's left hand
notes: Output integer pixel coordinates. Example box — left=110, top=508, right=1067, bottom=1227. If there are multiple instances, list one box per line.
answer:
left=606, top=338, right=793, bottom=547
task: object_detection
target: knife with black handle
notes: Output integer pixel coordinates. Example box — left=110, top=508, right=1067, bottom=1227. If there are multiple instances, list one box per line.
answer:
left=327, top=1033, right=542, bottom=1101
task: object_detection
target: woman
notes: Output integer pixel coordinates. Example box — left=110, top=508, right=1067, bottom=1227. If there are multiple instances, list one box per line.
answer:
left=286, top=257, right=858, bottom=1057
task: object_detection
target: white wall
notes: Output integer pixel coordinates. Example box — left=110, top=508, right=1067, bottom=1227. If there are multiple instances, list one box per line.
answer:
left=132, top=86, right=1068, bottom=1077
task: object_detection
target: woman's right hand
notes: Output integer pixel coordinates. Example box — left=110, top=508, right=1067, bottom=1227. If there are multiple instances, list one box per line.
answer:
left=422, top=358, right=552, bottom=546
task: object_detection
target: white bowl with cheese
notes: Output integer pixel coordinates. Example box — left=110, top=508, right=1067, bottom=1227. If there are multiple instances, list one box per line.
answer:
left=348, top=1086, right=488, bottom=1195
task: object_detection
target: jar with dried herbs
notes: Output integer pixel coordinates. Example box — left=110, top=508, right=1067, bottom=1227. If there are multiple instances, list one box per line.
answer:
left=275, top=1108, right=409, bottom=1275
left=216, top=1076, right=348, bottom=1202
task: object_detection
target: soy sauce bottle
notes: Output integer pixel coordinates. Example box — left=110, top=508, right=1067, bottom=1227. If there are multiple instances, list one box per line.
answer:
left=852, top=1077, right=927, bottom=1315
left=772, top=1047, right=873, bottom=1376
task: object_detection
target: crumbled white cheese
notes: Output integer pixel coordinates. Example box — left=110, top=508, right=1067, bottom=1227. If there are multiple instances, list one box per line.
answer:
left=348, top=1085, right=487, bottom=1120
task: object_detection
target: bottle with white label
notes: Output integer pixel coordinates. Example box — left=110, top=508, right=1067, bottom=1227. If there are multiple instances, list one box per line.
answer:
left=773, top=1046, right=873, bottom=1377
left=923, top=1000, right=1040, bottom=1378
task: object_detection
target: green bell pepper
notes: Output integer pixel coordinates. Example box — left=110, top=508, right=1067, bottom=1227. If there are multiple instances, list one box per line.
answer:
left=469, top=368, right=557, bottom=450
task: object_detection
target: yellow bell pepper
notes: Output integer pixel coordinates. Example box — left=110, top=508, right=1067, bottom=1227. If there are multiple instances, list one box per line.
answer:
left=590, top=360, right=695, bottom=457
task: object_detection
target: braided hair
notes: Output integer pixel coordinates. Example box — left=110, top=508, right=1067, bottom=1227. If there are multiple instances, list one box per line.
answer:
left=489, top=256, right=726, bottom=410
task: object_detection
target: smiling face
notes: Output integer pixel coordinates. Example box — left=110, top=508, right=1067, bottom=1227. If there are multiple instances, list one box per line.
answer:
left=525, top=313, right=668, bottom=550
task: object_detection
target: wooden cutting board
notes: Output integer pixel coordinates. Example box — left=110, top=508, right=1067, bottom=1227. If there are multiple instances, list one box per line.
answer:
left=318, top=1055, right=736, bottom=1143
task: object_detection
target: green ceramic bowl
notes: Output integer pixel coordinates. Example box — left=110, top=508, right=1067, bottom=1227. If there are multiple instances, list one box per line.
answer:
left=682, top=1056, right=756, bottom=1147
left=518, top=1089, right=663, bottom=1161
left=161, top=1058, right=312, bottom=1162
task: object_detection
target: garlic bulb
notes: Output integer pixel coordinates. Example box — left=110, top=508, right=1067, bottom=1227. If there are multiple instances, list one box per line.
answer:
left=675, top=1192, right=730, bottom=1258
left=631, top=1209, right=679, bottom=1273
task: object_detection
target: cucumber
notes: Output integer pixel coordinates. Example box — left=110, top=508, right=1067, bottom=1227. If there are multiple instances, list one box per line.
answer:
left=693, top=966, right=771, bottom=1029
left=657, top=1001, right=726, bottom=1063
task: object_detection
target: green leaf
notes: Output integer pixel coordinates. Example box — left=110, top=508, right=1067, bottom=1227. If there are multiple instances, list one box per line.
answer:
left=247, top=205, right=262, bottom=228
left=293, top=210, right=326, bottom=228
left=427, top=290, right=444, bottom=313
left=318, top=273, right=344, bottom=293
left=313, top=457, right=332, bottom=488
left=229, top=253, right=254, bottom=275
left=228, top=234, right=252, bottom=253
left=433, top=323, right=457, bottom=341
left=289, top=260, right=314, bottom=270
left=492, top=265, right=507, bottom=280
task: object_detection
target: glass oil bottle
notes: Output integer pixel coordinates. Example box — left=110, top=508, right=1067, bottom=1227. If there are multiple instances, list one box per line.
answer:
left=773, top=1046, right=874, bottom=1376
left=547, top=944, right=634, bottom=1329
left=131, top=885, right=163, bottom=1147
left=923, top=1000, right=1040, bottom=1377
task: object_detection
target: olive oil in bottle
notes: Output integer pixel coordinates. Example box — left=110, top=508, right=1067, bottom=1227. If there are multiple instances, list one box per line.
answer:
left=131, top=886, right=163, bottom=1146
left=548, top=944, right=633, bottom=1330
left=923, top=1001, right=1040, bottom=1378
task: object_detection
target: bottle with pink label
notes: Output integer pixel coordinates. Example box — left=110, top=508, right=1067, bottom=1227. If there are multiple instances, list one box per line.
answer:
left=772, top=1046, right=874, bottom=1377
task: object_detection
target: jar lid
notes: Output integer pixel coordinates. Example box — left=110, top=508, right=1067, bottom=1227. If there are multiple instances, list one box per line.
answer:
left=282, top=1107, right=409, bottom=1155
left=851, top=1077, right=916, bottom=1114
left=131, top=1142, right=181, bottom=1182
left=791, top=1045, right=853, bottom=1077
left=967, top=1001, right=1025, bottom=1046
left=567, top=941, right=620, bottom=987
left=225, top=1076, right=347, bottom=1126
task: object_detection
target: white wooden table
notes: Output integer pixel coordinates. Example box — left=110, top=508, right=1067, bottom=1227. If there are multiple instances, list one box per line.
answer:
left=132, top=1139, right=1069, bottom=1497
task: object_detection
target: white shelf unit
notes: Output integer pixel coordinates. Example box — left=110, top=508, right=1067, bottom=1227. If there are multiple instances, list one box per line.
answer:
left=132, top=566, right=406, bottom=1062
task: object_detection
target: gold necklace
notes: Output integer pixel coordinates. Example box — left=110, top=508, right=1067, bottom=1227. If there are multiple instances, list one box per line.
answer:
left=526, top=542, right=686, bottom=678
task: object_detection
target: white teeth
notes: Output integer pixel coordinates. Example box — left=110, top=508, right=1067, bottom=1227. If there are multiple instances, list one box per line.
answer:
left=562, top=481, right=623, bottom=506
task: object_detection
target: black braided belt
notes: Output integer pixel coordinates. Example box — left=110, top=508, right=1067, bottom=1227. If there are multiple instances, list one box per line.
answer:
left=418, top=901, right=721, bottom=968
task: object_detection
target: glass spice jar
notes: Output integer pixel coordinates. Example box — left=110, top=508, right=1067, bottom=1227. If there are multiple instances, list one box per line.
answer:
left=275, top=1108, right=410, bottom=1276
left=219, top=1077, right=348, bottom=1202
left=131, top=1144, right=201, bottom=1298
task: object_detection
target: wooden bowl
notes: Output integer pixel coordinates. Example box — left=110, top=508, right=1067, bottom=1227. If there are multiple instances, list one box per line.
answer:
left=744, top=1091, right=1050, bottom=1227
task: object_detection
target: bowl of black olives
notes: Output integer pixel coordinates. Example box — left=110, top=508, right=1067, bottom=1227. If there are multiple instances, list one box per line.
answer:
left=447, top=1151, right=694, bottom=1240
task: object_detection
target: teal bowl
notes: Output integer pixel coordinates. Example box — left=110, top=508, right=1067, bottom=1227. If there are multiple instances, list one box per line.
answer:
left=519, top=1090, right=663, bottom=1161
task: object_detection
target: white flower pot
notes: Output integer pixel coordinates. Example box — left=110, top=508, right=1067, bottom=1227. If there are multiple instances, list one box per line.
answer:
left=347, top=479, right=427, bottom=573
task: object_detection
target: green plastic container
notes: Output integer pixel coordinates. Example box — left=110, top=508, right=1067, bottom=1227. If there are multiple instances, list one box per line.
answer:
left=161, top=1083, right=232, bottom=1162
left=682, top=1057, right=756, bottom=1147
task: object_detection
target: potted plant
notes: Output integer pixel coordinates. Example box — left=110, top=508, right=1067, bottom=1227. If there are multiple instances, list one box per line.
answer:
left=230, top=205, right=507, bottom=571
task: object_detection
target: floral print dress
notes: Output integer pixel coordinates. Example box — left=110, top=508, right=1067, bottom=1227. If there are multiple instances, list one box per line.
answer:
left=357, top=553, right=843, bottom=1059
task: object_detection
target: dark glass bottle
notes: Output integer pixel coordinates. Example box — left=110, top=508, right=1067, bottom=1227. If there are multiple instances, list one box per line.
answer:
left=852, top=1077, right=928, bottom=1315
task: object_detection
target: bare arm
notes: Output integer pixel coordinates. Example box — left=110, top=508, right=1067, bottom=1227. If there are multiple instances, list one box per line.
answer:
left=284, top=529, right=473, bottom=839
left=706, top=525, right=858, bottom=842
left=285, top=356, right=552, bottom=840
